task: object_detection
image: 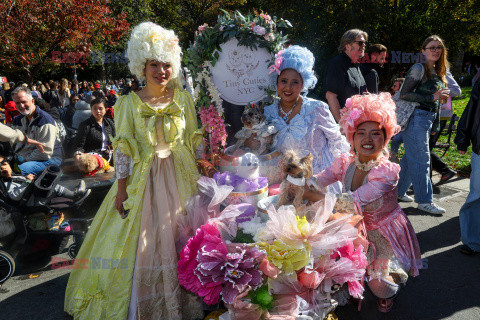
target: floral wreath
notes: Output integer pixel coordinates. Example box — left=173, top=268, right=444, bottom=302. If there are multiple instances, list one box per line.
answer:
left=185, top=10, right=291, bottom=161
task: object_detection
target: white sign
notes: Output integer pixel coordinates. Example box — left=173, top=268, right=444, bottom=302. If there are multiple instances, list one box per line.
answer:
left=211, top=38, right=273, bottom=105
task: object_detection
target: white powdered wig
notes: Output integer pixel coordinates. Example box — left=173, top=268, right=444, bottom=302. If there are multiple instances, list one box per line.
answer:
left=127, top=22, right=182, bottom=82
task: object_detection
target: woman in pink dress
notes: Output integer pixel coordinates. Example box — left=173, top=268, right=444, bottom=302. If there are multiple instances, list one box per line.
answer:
left=306, top=93, right=422, bottom=312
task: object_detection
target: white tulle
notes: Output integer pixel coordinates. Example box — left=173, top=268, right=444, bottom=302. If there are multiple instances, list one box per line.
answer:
left=177, top=176, right=249, bottom=250
left=257, top=193, right=359, bottom=258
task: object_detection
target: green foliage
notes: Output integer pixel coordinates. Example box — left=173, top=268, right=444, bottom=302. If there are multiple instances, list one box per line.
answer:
left=150, top=0, right=248, bottom=46
left=185, top=10, right=291, bottom=76
left=0, top=0, right=129, bottom=82
left=233, top=229, right=255, bottom=243
left=248, top=285, right=274, bottom=310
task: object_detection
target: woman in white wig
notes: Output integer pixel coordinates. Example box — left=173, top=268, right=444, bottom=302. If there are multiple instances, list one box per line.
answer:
left=65, top=22, right=204, bottom=319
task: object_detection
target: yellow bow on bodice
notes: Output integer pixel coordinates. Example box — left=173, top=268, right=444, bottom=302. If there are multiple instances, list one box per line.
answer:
left=139, top=100, right=183, bottom=145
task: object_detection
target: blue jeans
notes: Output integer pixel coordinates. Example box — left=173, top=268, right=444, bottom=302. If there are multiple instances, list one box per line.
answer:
left=18, top=157, right=63, bottom=176
left=398, top=109, right=436, bottom=204
left=390, top=132, right=403, bottom=154
left=459, top=152, right=480, bottom=251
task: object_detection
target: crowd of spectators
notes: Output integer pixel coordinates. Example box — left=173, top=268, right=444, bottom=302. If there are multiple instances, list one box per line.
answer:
left=0, top=77, right=141, bottom=174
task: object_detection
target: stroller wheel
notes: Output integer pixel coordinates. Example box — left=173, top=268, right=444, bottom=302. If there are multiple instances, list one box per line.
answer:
left=0, top=250, right=15, bottom=284
left=67, top=244, right=77, bottom=259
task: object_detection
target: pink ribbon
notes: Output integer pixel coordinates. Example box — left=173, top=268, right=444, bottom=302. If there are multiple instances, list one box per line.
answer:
left=269, top=56, right=284, bottom=75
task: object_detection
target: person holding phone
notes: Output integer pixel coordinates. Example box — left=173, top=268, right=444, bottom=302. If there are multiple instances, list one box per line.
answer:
left=396, top=35, right=450, bottom=215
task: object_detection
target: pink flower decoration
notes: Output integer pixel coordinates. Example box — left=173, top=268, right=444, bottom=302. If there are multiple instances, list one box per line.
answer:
left=268, top=55, right=283, bottom=75
left=298, top=269, right=325, bottom=289
left=198, top=105, right=227, bottom=158
left=345, top=98, right=353, bottom=109
left=347, top=108, right=362, bottom=128
left=264, top=33, right=274, bottom=41
left=331, top=241, right=368, bottom=269
left=177, top=223, right=225, bottom=302
left=260, top=13, right=273, bottom=25
left=348, top=280, right=364, bottom=299
left=259, top=256, right=280, bottom=279
left=198, top=23, right=208, bottom=32
left=253, top=25, right=266, bottom=36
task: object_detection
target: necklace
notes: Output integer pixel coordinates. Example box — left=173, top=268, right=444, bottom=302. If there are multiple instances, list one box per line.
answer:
left=354, top=154, right=380, bottom=172
left=279, top=99, right=299, bottom=122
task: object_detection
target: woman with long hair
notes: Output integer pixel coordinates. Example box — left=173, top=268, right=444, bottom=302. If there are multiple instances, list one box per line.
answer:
left=397, top=35, right=450, bottom=215
left=59, top=78, right=71, bottom=108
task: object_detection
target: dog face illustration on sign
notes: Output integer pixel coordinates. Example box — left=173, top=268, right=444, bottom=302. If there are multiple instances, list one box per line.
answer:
left=211, top=38, right=273, bottom=105
left=229, top=49, right=243, bottom=67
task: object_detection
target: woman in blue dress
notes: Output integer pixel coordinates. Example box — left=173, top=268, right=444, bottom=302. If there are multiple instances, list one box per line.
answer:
left=265, top=45, right=349, bottom=193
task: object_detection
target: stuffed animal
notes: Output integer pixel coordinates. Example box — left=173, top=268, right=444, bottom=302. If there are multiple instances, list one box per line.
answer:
left=234, top=153, right=261, bottom=193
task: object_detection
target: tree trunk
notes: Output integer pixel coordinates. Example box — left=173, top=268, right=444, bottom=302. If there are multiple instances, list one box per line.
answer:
left=451, top=49, right=464, bottom=75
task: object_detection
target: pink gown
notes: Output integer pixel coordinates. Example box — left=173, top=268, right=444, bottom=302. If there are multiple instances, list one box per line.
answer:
left=313, top=153, right=422, bottom=278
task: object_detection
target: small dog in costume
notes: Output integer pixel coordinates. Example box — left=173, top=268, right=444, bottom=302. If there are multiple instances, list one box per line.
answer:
left=276, top=150, right=313, bottom=210
left=230, top=103, right=278, bottom=156
left=75, top=153, right=115, bottom=176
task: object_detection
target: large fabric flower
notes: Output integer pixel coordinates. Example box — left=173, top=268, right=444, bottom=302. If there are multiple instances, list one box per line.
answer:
left=330, top=241, right=368, bottom=299
left=177, top=223, right=225, bottom=304
left=313, top=241, right=368, bottom=299
left=195, top=243, right=265, bottom=304
left=257, top=194, right=358, bottom=258
left=256, top=240, right=310, bottom=275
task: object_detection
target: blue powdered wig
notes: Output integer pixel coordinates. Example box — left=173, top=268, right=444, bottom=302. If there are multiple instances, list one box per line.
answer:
left=273, top=45, right=318, bottom=94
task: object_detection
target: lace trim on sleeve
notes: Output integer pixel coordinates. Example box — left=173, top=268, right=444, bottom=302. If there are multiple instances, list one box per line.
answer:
left=115, top=149, right=133, bottom=179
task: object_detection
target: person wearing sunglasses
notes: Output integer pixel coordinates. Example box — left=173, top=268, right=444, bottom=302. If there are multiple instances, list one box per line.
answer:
left=396, top=35, right=450, bottom=215
left=324, top=29, right=368, bottom=122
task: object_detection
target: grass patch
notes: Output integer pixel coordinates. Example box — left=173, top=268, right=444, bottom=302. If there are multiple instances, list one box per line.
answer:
left=441, top=86, right=472, bottom=175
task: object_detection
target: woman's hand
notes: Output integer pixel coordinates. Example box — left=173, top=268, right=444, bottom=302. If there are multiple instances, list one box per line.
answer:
left=433, top=89, right=449, bottom=101
left=116, top=178, right=129, bottom=218
left=303, top=184, right=325, bottom=202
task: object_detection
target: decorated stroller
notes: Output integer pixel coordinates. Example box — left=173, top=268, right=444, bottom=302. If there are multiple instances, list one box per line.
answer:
left=0, top=165, right=92, bottom=285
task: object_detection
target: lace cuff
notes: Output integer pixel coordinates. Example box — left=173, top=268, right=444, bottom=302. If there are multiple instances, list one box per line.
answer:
left=115, top=149, right=133, bottom=179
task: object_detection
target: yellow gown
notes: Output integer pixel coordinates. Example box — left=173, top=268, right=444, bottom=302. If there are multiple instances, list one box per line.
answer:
left=64, top=90, right=204, bottom=319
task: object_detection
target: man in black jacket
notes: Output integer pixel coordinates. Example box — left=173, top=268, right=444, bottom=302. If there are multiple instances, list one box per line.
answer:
left=454, top=80, right=480, bottom=255
left=360, top=44, right=387, bottom=93
left=324, top=29, right=368, bottom=122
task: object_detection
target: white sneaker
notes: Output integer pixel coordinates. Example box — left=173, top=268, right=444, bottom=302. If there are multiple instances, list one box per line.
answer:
left=398, top=195, right=414, bottom=202
left=417, top=203, right=446, bottom=215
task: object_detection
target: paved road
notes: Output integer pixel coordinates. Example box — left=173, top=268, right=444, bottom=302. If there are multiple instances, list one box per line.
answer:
left=1, top=174, right=479, bottom=320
